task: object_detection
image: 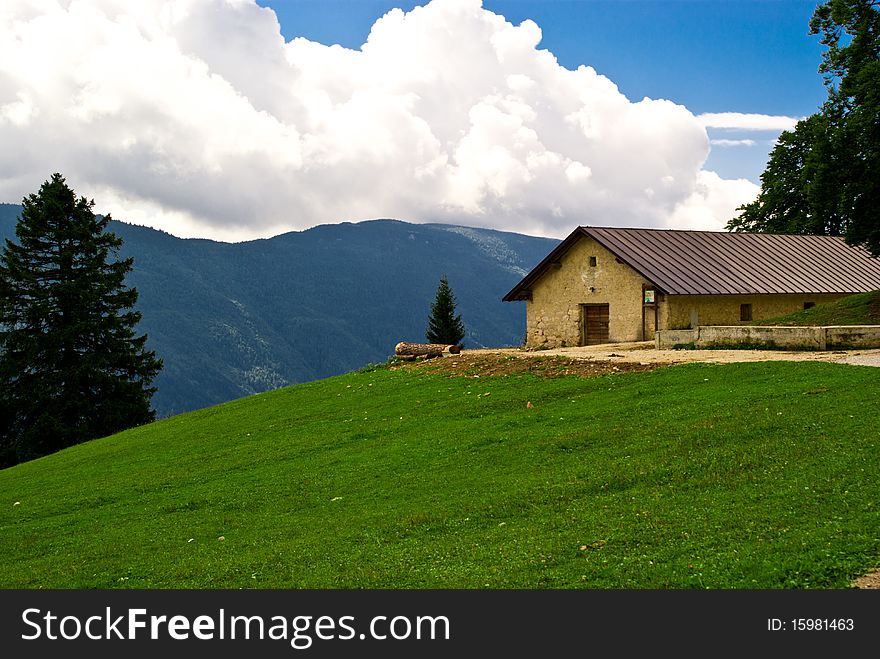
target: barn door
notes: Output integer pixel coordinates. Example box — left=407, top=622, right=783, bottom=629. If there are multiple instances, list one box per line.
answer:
left=580, top=304, right=610, bottom=345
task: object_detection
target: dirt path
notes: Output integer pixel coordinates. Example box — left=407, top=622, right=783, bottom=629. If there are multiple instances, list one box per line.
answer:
left=396, top=342, right=880, bottom=379
left=853, top=571, right=880, bottom=589
left=471, top=341, right=880, bottom=368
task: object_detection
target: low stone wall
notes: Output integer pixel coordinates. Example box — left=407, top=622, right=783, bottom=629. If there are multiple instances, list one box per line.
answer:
left=654, top=329, right=698, bottom=347
left=698, top=326, right=826, bottom=350
left=656, top=325, right=880, bottom=350
left=825, top=325, right=880, bottom=349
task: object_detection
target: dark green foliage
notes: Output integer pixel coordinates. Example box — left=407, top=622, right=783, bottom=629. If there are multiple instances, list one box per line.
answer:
left=728, top=0, right=880, bottom=255
left=426, top=276, right=466, bottom=346
left=810, top=0, right=880, bottom=254
left=0, top=175, right=162, bottom=467
left=728, top=114, right=846, bottom=236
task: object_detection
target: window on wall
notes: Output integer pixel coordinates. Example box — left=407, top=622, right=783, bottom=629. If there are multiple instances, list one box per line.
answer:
left=804, top=302, right=816, bottom=310
left=589, top=256, right=597, bottom=267
left=740, top=303, right=753, bottom=321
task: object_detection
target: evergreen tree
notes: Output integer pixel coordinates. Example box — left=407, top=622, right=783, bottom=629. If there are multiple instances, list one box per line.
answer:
left=0, top=174, right=162, bottom=467
left=425, top=276, right=465, bottom=346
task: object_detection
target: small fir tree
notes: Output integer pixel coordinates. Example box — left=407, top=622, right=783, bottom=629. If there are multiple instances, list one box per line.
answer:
left=426, top=276, right=465, bottom=346
left=0, top=174, right=162, bottom=467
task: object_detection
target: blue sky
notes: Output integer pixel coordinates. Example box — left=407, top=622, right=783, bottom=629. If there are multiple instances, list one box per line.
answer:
left=260, top=0, right=829, bottom=183
left=0, top=1, right=831, bottom=240
left=262, top=1, right=826, bottom=115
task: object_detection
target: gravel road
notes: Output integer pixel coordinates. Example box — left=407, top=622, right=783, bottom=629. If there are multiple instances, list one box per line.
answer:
left=475, top=341, right=880, bottom=368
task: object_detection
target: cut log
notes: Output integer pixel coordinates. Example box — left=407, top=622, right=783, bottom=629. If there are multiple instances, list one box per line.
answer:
left=395, top=341, right=461, bottom=356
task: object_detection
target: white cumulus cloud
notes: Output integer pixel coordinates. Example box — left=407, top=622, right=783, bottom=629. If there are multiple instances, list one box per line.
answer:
left=668, top=170, right=758, bottom=231
left=698, top=112, right=800, bottom=131
left=0, top=0, right=760, bottom=240
left=710, top=138, right=757, bottom=147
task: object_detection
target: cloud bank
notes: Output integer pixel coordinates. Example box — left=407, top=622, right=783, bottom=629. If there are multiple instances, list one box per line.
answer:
left=1, top=0, right=768, bottom=240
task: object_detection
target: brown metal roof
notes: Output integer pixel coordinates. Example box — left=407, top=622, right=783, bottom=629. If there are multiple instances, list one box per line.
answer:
left=503, top=226, right=880, bottom=301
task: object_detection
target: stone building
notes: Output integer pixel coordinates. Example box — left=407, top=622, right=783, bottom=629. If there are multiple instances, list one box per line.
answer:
left=503, top=226, right=880, bottom=348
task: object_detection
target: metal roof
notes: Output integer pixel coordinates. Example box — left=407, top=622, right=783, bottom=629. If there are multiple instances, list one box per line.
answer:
left=503, top=226, right=880, bottom=301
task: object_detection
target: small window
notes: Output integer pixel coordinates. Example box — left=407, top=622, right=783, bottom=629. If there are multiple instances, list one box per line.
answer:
left=740, top=303, right=753, bottom=321
left=803, top=302, right=815, bottom=310
left=589, top=256, right=597, bottom=267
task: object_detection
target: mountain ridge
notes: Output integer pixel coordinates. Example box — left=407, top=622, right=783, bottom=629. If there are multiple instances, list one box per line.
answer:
left=0, top=203, right=558, bottom=416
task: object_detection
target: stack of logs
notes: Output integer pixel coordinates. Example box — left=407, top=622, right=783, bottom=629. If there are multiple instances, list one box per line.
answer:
left=394, top=342, right=461, bottom=361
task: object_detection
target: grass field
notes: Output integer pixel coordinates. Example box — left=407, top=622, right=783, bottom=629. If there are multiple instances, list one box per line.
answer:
left=1, top=360, right=878, bottom=589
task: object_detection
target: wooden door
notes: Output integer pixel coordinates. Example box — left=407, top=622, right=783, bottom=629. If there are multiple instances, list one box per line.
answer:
left=580, top=304, right=610, bottom=345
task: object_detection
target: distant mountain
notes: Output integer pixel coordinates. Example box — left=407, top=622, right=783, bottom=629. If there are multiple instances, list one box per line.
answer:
left=1, top=203, right=557, bottom=416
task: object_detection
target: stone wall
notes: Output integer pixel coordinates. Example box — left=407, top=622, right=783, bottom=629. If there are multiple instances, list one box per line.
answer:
left=697, top=325, right=825, bottom=349
left=826, top=325, right=880, bottom=348
left=656, top=325, right=880, bottom=350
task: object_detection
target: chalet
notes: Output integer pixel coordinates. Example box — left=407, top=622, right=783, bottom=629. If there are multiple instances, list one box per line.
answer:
left=502, top=226, right=880, bottom=348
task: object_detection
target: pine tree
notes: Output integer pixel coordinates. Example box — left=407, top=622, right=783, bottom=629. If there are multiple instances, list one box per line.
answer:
left=426, top=276, right=465, bottom=346
left=0, top=174, right=162, bottom=467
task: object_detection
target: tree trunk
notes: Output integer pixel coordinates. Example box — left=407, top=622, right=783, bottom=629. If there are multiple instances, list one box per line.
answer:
left=395, top=342, right=461, bottom=356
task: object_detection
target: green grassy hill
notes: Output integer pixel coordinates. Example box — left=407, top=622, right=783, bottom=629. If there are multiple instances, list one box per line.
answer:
left=754, top=290, right=880, bottom=326
left=1, top=360, right=878, bottom=589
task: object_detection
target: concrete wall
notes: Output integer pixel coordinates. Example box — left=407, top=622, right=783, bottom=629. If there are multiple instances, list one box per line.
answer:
left=654, top=329, right=698, bottom=348
left=697, top=325, right=825, bottom=349
left=825, top=325, right=880, bottom=348
left=525, top=236, right=652, bottom=348
left=656, top=325, right=880, bottom=350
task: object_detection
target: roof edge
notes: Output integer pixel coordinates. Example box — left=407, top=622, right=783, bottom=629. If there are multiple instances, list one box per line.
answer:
left=502, top=226, right=667, bottom=301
